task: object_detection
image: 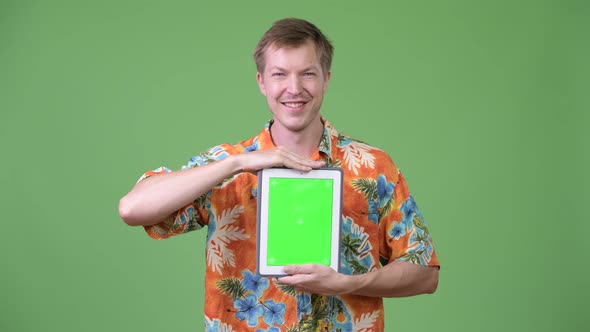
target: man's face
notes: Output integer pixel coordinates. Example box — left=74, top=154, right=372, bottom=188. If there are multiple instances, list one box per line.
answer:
left=257, top=41, right=331, bottom=134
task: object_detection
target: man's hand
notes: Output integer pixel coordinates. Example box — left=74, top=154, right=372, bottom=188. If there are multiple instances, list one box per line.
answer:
left=277, top=264, right=352, bottom=296
left=237, top=146, right=325, bottom=173
left=277, top=261, right=439, bottom=298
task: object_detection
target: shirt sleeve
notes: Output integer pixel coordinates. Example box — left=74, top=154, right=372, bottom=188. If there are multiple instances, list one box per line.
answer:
left=379, top=169, right=440, bottom=268
left=140, top=144, right=237, bottom=239
left=139, top=167, right=211, bottom=240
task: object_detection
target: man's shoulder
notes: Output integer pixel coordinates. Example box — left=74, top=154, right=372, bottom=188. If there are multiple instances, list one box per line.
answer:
left=331, top=130, right=392, bottom=159
left=328, top=131, right=400, bottom=176
left=183, top=133, right=261, bottom=169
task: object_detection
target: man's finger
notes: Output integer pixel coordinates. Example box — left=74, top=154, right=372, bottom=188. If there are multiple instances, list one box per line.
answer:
left=277, top=273, right=313, bottom=285
left=280, top=150, right=325, bottom=169
left=283, top=264, right=317, bottom=275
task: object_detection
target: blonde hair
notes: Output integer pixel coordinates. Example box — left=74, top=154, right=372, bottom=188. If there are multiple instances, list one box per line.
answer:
left=254, top=18, right=334, bottom=76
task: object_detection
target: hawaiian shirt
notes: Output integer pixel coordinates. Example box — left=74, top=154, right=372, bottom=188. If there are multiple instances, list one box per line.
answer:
left=140, top=118, right=439, bottom=331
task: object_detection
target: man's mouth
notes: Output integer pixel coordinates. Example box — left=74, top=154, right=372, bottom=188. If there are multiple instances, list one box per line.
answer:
left=281, top=102, right=306, bottom=108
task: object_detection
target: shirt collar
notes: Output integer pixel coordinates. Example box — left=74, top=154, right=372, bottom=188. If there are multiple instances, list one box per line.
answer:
left=257, top=116, right=336, bottom=163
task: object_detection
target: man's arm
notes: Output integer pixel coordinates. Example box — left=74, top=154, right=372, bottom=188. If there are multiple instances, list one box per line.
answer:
left=118, top=147, right=325, bottom=226
left=278, top=261, right=439, bottom=297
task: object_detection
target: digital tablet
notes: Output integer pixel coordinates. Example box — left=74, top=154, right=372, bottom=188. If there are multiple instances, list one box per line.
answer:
left=256, top=167, right=343, bottom=276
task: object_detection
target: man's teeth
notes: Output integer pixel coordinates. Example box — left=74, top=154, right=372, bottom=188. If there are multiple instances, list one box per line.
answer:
left=284, top=102, right=304, bottom=108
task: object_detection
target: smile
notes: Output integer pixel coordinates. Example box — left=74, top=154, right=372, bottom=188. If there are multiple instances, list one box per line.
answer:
left=281, top=102, right=306, bottom=108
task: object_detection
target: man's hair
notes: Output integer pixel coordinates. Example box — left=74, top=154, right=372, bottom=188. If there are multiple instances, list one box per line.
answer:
left=254, top=18, right=334, bottom=76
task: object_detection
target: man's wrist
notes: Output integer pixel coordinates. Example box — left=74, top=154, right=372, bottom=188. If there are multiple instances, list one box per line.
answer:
left=339, top=273, right=363, bottom=295
left=225, top=154, right=245, bottom=175
left=341, top=272, right=372, bottom=296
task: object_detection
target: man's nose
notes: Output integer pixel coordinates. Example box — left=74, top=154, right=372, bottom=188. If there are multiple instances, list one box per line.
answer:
left=287, top=75, right=303, bottom=95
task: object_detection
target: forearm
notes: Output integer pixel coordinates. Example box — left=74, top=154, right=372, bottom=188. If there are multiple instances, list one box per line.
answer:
left=280, top=260, right=439, bottom=298
left=119, top=155, right=242, bottom=226
left=119, top=147, right=326, bottom=227
left=346, top=260, right=439, bottom=298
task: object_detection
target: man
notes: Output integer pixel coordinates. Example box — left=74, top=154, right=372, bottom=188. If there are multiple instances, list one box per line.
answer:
left=119, top=18, right=439, bottom=331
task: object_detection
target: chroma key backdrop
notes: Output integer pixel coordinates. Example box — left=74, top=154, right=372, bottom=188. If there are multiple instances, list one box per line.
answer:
left=1, top=0, right=587, bottom=331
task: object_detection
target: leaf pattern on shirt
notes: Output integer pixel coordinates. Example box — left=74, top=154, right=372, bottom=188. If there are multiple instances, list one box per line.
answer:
left=207, top=205, right=249, bottom=275
left=216, top=277, right=248, bottom=299
left=205, top=316, right=236, bottom=332
left=353, top=310, right=380, bottom=332
left=340, top=216, right=376, bottom=275
left=273, top=279, right=297, bottom=297
left=340, top=140, right=376, bottom=175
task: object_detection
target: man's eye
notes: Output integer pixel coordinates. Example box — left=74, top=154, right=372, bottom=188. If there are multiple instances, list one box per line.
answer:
left=272, top=72, right=285, bottom=77
left=303, top=72, right=316, bottom=77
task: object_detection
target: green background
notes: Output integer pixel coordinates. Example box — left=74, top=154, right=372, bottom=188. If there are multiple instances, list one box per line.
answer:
left=267, top=178, right=333, bottom=266
left=1, top=0, right=588, bottom=331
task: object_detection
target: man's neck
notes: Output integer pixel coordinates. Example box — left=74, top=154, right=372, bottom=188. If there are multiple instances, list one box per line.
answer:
left=270, top=117, right=324, bottom=159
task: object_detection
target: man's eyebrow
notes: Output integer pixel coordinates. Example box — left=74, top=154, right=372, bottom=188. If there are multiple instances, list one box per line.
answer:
left=268, top=66, right=320, bottom=72
left=268, top=66, right=286, bottom=72
left=301, top=66, right=320, bottom=72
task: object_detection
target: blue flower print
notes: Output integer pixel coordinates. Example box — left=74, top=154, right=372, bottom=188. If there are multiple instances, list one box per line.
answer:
left=262, top=299, right=286, bottom=326
left=234, top=294, right=265, bottom=327
left=256, top=327, right=280, bottom=332
left=390, top=222, right=406, bottom=240
left=297, top=293, right=312, bottom=320
left=368, top=199, right=379, bottom=224
left=376, top=174, right=394, bottom=207
left=242, top=270, right=270, bottom=297
left=186, top=156, right=201, bottom=169
left=400, top=196, right=421, bottom=228
left=336, top=133, right=352, bottom=146
left=185, top=146, right=228, bottom=168
left=244, top=137, right=260, bottom=152
left=206, top=208, right=217, bottom=242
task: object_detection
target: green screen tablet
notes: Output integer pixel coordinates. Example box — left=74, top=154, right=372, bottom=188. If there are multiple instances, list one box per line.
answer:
left=257, top=168, right=342, bottom=276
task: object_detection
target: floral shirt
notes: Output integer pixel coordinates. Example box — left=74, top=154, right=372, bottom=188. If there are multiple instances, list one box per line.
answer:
left=141, top=118, right=439, bottom=331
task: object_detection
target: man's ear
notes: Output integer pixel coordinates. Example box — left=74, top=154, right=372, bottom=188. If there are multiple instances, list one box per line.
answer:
left=256, top=72, right=266, bottom=96
left=323, top=71, right=331, bottom=91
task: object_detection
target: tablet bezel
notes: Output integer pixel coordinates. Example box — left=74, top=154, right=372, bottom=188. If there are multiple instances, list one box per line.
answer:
left=256, top=167, right=342, bottom=277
